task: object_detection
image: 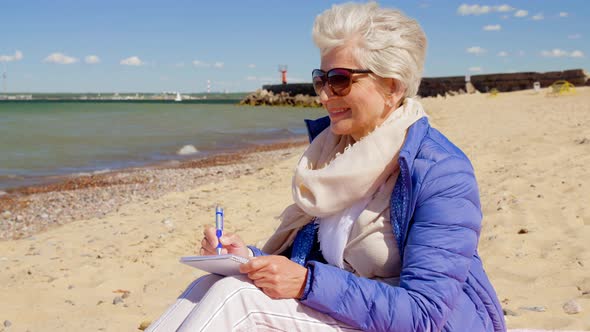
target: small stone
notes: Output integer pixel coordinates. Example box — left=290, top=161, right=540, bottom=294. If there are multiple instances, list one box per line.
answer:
left=1, top=211, right=11, bottom=218
left=177, top=145, right=199, bottom=155
left=161, top=218, right=174, bottom=228
left=4, top=320, right=12, bottom=327
left=112, top=296, right=124, bottom=305
left=40, top=213, right=49, bottom=220
left=503, top=308, right=519, bottom=316
left=519, top=305, right=546, bottom=312
left=517, top=228, right=529, bottom=234
left=563, top=299, right=582, bottom=314
left=138, top=320, right=151, bottom=330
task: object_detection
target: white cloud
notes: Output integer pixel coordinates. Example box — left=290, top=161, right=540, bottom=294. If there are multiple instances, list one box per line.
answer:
left=466, top=46, right=486, bottom=55
left=514, top=10, right=528, bottom=17
left=120, top=56, right=144, bottom=66
left=483, top=24, right=501, bottom=31
left=568, top=34, right=581, bottom=39
left=457, top=4, right=515, bottom=15
left=192, top=60, right=223, bottom=69
left=247, top=64, right=256, bottom=69
left=469, top=66, right=483, bottom=72
left=43, top=52, right=78, bottom=64
left=570, top=50, right=585, bottom=58
left=192, top=60, right=210, bottom=68
left=559, top=12, right=568, bottom=17
left=497, top=51, right=509, bottom=57
left=495, top=5, right=514, bottom=12
left=532, top=13, right=544, bottom=20
left=457, top=4, right=491, bottom=15
left=0, top=50, right=23, bottom=62
left=541, top=49, right=583, bottom=58
left=84, top=55, right=100, bottom=64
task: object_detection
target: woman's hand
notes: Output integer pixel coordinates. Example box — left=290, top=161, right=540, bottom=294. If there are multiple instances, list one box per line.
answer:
left=199, top=225, right=250, bottom=258
left=240, top=255, right=308, bottom=299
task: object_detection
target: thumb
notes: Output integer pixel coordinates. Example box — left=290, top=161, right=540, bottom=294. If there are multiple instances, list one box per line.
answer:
left=220, top=233, right=244, bottom=247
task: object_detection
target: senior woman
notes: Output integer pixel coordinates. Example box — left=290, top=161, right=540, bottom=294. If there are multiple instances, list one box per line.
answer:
left=147, top=2, right=505, bottom=331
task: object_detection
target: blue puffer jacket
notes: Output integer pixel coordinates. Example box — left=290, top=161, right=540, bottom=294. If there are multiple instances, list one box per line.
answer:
left=252, top=116, right=506, bottom=331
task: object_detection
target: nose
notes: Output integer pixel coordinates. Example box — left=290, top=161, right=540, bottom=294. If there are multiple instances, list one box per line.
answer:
left=318, top=83, right=334, bottom=104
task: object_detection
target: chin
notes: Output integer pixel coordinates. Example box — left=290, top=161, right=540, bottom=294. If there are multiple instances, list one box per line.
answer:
left=329, top=123, right=352, bottom=136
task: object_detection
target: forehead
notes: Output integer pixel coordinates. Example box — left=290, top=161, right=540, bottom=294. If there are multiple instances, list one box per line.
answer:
left=320, top=46, right=360, bottom=70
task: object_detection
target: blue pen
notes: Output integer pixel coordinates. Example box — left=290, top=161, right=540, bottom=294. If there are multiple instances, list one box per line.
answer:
left=215, top=206, right=224, bottom=255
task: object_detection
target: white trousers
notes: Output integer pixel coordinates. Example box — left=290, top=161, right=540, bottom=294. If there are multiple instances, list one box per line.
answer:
left=146, top=274, right=360, bottom=332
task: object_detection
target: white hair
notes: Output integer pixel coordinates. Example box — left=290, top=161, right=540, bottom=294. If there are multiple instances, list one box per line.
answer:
left=312, top=2, right=427, bottom=98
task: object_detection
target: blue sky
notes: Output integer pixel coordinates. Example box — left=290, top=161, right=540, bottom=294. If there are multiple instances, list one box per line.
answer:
left=1, top=0, right=588, bottom=93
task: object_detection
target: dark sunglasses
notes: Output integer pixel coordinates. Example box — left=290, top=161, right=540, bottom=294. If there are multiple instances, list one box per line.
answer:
left=312, top=68, right=372, bottom=97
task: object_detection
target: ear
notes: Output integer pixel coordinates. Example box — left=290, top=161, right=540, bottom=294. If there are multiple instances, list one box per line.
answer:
left=388, top=79, right=406, bottom=107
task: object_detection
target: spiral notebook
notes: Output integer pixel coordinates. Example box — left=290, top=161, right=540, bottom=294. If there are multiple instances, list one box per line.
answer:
left=180, top=254, right=250, bottom=276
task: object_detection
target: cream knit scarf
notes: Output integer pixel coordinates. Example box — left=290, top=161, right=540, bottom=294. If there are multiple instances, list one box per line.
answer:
left=262, top=98, right=427, bottom=265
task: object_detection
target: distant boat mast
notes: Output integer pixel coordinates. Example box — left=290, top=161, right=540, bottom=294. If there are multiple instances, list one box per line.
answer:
left=174, top=92, right=182, bottom=102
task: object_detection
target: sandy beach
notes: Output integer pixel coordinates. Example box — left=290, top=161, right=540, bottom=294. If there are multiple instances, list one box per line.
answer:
left=1, top=88, right=589, bottom=331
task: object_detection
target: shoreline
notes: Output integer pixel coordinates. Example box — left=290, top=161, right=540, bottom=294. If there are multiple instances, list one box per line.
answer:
left=0, top=138, right=308, bottom=241
left=0, top=88, right=589, bottom=330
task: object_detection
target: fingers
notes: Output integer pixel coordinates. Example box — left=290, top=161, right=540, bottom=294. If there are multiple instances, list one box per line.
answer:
left=199, top=225, right=218, bottom=255
left=219, top=232, right=245, bottom=248
left=239, top=256, right=268, bottom=274
left=200, top=225, right=246, bottom=256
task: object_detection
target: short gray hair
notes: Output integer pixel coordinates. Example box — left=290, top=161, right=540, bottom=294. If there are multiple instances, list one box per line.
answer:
left=312, top=2, right=427, bottom=98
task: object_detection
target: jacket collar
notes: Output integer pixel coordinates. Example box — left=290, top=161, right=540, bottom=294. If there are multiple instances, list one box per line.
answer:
left=303, top=115, right=430, bottom=159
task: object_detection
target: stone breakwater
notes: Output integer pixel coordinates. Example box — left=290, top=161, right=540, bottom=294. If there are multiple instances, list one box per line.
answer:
left=240, top=89, right=321, bottom=107
left=251, top=69, right=588, bottom=103
left=0, top=141, right=307, bottom=241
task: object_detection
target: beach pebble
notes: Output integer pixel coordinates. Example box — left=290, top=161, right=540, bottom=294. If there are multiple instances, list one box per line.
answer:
left=503, top=308, right=519, bottom=316
left=138, top=320, right=151, bottom=330
left=3, top=320, right=11, bottom=327
left=112, top=296, right=124, bottom=305
left=1, top=211, right=10, bottom=219
left=0, top=191, right=6, bottom=196
left=177, top=145, right=198, bottom=155
left=161, top=218, right=174, bottom=229
left=562, top=299, right=582, bottom=314
left=519, top=305, right=546, bottom=312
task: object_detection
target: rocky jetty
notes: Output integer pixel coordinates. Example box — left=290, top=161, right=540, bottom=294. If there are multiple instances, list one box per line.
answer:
left=239, top=89, right=321, bottom=107
left=254, top=69, right=588, bottom=102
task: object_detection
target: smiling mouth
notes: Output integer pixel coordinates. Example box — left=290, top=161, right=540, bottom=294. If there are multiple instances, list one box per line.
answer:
left=328, top=108, right=351, bottom=115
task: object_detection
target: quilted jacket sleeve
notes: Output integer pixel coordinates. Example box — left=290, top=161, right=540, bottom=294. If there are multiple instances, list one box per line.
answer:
left=300, top=156, right=482, bottom=331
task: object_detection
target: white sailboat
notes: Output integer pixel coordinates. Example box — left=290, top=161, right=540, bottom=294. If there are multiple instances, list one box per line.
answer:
left=174, top=92, right=182, bottom=102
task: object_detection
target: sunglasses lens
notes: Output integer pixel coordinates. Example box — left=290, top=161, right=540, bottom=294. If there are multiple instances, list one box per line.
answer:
left=327, top=69, right=352, bottom=96
left=312, top=70, right=325, bottom=95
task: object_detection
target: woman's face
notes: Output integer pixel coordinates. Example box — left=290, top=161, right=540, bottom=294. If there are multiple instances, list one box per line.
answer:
left=318, top=46, right=397, bottom=141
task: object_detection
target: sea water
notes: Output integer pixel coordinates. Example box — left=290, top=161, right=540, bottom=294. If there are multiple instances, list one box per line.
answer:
left=0, top=101, right=326, bottom=190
